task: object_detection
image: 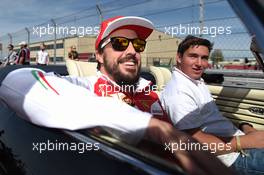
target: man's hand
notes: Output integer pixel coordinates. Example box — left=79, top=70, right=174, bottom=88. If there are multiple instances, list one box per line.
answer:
left=238, top=122, right=256, bottom=134
left=241, top=130, right=264, bottom=149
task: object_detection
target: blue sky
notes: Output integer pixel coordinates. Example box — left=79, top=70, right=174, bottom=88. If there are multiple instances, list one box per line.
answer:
left=0, top=0, right=252, bottom=59
left=0, top=0, right=97, bottom=34
left=0, top=0, right=238, bottom=34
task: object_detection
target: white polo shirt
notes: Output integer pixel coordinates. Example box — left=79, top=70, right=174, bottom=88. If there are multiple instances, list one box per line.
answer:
left=160, top=67, right=244, bottom=166
left=36, top=50, right=49, bottom=64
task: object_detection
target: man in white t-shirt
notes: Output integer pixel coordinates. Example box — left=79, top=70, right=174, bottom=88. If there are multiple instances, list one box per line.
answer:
left=4, top=44, right=17, bottom=66
left=36, top=43, right=49, bottom=65
left=160, top=35, right=264, bottom=175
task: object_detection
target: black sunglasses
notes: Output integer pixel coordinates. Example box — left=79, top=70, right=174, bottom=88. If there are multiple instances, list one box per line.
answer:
left=101, top=37, right=146, bottom=52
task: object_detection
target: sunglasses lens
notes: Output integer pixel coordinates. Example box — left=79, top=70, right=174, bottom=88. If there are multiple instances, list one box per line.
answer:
left=110, top=37, right=146, bottom=52
left=111, top=37, right=129, bottom=51
left=132, top=38, right=146, bottom=52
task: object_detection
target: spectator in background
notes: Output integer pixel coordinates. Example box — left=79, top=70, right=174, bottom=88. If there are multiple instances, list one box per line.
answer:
left=24, top=43, right=31, bottom=64
left=3, top=44, right=17, bottom=66
left=36, top=43, right=49, bottom=65
left=17, top=41, right=30, bottom=65
left=68, top=45, right=79, bottom=60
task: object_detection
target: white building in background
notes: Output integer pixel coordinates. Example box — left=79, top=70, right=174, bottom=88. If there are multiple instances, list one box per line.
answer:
left=13, top=30, right=181, bottom=67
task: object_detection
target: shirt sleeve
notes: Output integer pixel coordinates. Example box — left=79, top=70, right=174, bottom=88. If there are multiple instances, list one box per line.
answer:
left=0, top=68, right=152, bottom=145
left=62, top=75, right=93, bottom=90
left=161, top=85, right=204, bottom=130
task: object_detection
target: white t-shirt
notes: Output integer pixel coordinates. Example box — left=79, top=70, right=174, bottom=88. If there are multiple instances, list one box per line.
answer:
left=36, top=50, right=49, bottom=64
left=0, top=68, right=151, bottom=145
left=7, top=50, right=17, bottom=64
left=160, top=67, right=244, bottom=166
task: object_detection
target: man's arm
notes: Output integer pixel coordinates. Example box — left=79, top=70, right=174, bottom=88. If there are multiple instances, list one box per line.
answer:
left=18, top=50, right=25, bottom=64
left=186, top=128, right=264, bottom=155
left=18, top=57, right=24, bottom=64
left=0, top=68, right=151, bottom=144
left=146, top=118, right=236, bottom=175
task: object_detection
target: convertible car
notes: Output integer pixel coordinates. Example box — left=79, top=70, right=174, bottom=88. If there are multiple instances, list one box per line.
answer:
left=0, top=0, right=264, bottom=175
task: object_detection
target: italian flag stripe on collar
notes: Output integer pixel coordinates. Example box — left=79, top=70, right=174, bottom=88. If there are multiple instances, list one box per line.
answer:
left=31, top=70, right=60, bottom=95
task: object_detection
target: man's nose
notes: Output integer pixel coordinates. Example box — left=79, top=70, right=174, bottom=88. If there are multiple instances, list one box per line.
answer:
left=196, top=57, right=202, bottom=66
left=125, top=41, right=136, bottom=55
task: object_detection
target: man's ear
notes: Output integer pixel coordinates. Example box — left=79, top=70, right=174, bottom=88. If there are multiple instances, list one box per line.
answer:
left=176, top=53, right=182, bottom=64
left=95, top=50, right=104, bottom=64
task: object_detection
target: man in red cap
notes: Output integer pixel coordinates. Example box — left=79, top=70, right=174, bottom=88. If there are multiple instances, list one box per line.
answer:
left=0, top=16, right=234, bottom=175
left=93, top=16, right=169, bottom=123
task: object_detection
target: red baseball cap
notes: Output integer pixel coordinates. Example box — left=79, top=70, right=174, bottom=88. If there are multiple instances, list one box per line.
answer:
left=95, top=16, right=154, bottom=50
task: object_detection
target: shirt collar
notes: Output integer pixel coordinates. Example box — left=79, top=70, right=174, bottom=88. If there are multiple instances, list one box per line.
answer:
left=173, top=67, right=204, bottom=85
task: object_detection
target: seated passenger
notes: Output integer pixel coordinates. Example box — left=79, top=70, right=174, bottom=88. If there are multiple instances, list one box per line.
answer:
left=160, top=35, right=264, bottom=175
left=0, top=17, right=235, bottom=175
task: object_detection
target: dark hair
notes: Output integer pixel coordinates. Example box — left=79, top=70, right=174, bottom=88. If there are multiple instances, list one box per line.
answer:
left=177, top=35, right=213, bottom=56
left=8, top=44, right=14, bottom=48
left=96, top=37, right=108, bottom=70
left=41, top=43, right=46, bottom=47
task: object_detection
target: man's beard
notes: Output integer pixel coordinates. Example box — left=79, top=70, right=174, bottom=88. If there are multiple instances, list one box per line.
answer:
left=103, top=55, right=141, bottom=86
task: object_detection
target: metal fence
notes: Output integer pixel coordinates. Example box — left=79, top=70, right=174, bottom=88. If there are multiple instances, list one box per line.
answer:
left=0, top=0, right=253, bottom=65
